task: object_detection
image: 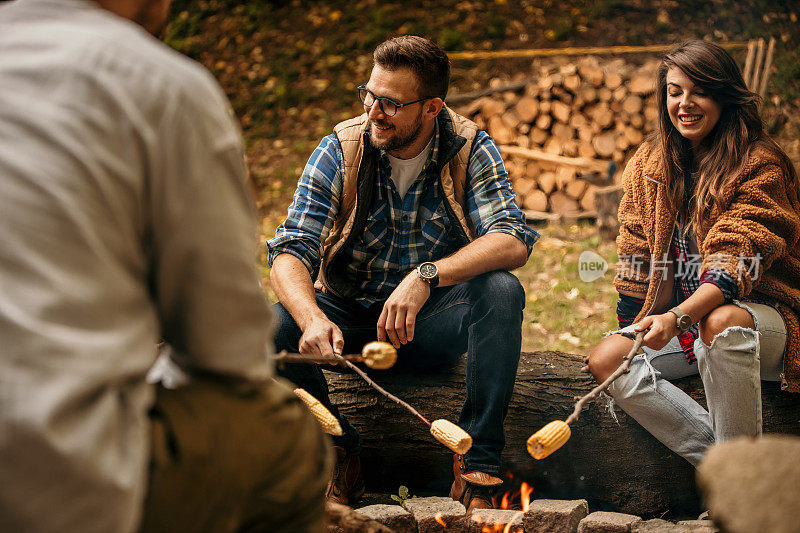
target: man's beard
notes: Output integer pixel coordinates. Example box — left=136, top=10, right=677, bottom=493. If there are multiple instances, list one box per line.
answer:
left=368, top=113, right=424, bottom=153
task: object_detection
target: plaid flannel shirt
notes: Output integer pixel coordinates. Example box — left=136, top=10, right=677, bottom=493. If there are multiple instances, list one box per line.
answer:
left=268, top=125, right=538, bottom=306
left=617, top=225, right=738, bottom=363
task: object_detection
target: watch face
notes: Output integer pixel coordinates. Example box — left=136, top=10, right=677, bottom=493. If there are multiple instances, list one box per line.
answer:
left=419, top=262, right=437, bottom=279
left=679, top=315, right=693, bottom=330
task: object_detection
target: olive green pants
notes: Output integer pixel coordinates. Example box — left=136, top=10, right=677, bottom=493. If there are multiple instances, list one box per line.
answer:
left=140, top=377, right=332, bottom=533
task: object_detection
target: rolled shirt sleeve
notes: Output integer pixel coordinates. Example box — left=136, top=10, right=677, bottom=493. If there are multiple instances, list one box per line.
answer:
left=700, top=268, right=740, bottom=303
left=617, top=293, right=645, bottom=328
left=267, top=134, right=343, bottom=277
left=465, top=131, right=539, bottom=256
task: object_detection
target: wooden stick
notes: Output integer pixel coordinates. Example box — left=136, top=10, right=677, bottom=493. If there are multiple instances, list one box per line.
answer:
left=565, top=330, right=645, bottom=425
left=332, top=353, right=432, bottom=427
left=447, top=42, right=749, bottom=61
left=274, top=351, right=357, bottom=366
left=526, top=330, right=647, bottom=459
left=499, top=144, right=611, bottom=174
left=446, top=77, right=535, bottom=104
left=758, top=37, right=776, bottom=99
left=743, top=39, right=757, bottom=88
left=274, top=342, right=397, bottom=370
left=522, top=209, right=561, bottom=223
left=750, top=38, right=765, bottom=92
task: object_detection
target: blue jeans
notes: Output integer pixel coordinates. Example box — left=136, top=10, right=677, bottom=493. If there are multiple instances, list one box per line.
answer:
left=606, top=302, right=786, bottom=466
left=273, top=270, right=525, bottom=474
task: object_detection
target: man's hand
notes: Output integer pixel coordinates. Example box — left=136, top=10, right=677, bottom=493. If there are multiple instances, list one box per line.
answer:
left=377, top=271, right=431, bottom=348
left=299, top=316, right=345, bottom=357
left=635, top=313, right=680, bottom=351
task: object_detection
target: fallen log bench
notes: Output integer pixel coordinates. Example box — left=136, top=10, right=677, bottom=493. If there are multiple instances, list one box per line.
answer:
left=324, top=351, right=800, bottom=516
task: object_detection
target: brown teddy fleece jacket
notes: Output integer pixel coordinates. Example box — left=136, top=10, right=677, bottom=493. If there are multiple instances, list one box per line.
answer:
left=614, top=140, right=800, bottom=393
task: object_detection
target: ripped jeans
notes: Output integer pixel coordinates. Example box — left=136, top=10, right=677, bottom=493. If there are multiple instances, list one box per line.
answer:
left=606, top=302, right=786, bottom=466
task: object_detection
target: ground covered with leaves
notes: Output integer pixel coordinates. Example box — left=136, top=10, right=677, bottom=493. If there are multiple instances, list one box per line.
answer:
left=168, top=0, right=800, bottom=354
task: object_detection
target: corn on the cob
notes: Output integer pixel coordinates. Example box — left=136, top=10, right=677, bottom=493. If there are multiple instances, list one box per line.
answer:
left=361, top=341, right=397, bottom=369
left=294, top=388, right=343, bottom=436
left=430, top=419, right=472, bottom=454
left=526, top=420, right=571, bottom=459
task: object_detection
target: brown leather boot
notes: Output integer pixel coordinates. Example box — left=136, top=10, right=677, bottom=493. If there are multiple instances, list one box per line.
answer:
left=326, top=446, right=365, bottom=506
left=448, top=453, right=503, bottom=514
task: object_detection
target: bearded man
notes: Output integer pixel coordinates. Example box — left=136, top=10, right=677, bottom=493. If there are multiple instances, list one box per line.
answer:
left=267, top=35, right=538, bottom=512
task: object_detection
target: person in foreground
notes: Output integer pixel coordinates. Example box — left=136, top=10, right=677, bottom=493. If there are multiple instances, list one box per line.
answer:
left=267, top=35, right=538, bottom=512
left=0, top=1, right=329, bottom=531
left=586, top=40, right=800, bottom=466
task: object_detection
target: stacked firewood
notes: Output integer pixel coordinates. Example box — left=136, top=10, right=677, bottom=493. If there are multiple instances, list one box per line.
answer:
left=455, top=56, right=660, bottom=218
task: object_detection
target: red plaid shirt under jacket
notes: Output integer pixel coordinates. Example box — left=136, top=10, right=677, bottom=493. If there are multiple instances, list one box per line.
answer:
left=617, top=225, right=739, bottom=364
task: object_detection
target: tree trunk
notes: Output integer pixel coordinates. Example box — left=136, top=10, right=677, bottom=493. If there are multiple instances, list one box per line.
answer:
left=324, top=351, right=800, bottom=516
left=595, top=184, right=623, bottom=241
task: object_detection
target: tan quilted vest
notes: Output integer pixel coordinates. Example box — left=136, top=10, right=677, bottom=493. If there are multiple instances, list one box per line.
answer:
left=317, top=107, right=479, bottom=298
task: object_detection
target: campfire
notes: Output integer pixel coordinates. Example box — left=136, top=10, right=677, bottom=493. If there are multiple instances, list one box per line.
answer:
left=467, top=480, right=534, bottom=533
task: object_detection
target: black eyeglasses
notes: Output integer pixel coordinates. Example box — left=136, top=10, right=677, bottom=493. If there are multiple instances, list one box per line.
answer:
left=357, top=85, right=429, bottom=117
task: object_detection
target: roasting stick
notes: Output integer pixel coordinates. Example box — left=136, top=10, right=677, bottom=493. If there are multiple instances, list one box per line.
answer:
left=330, top=350, right=473, bottom=454
left=275, top=341, right=398, bottom=370
left=290, top=342, right=398, bottom=436
left=527, top=330, right=646, bottom=459
left=285, top=340, right=472, bottom=453
left=332, top=352, right=428, bottom=425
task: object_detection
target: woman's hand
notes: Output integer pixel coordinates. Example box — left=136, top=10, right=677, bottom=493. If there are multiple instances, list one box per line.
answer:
left=634, top=312, right=680, bottom=351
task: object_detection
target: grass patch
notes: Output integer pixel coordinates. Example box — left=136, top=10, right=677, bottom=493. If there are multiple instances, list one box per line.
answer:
left=515, top=223, right=618, bottom=354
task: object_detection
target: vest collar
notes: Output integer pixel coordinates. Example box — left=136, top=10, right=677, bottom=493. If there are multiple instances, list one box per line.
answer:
left=361, top=109, right=467, bottom=176
left=435, top=109, right=468, bottom=172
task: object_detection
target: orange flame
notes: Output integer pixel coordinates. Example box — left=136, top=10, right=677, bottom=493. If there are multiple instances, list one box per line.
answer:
left=520, top=481, right=533, bottom=512
left=434, top=512, right=446, bottom=527
left=500, top=490, right=511, bottom=510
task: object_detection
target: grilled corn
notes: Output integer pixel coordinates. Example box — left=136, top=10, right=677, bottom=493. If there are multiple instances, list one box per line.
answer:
left=430, top=419, right=472, bottom=454
left=526, top=420, right=571, bottom=459
left=294, top=388, right=343, bottom=436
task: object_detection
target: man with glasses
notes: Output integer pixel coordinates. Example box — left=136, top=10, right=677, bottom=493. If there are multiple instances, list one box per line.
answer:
left=268, top=35, right=538, bottom=513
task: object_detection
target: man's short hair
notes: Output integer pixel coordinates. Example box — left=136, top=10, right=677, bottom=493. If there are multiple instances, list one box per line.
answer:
left=373, top=36, right=450, bottom=100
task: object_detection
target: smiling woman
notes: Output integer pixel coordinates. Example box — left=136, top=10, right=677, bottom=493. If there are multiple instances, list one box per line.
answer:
left=665, top=67, right=721, bottom=149
left=586, top=39, right=800, bottom=468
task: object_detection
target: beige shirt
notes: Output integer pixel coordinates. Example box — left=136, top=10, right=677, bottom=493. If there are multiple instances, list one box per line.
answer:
left=0, top=1, right=273, bottom=531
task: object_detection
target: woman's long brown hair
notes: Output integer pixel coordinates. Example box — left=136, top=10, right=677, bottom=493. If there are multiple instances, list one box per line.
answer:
left=653, top=40, right=799, bottom=234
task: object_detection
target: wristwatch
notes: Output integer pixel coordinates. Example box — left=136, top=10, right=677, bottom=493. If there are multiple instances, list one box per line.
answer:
left=417, top=262, right=439, bottom=288
left=668, top=307, right=693, bottom=334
